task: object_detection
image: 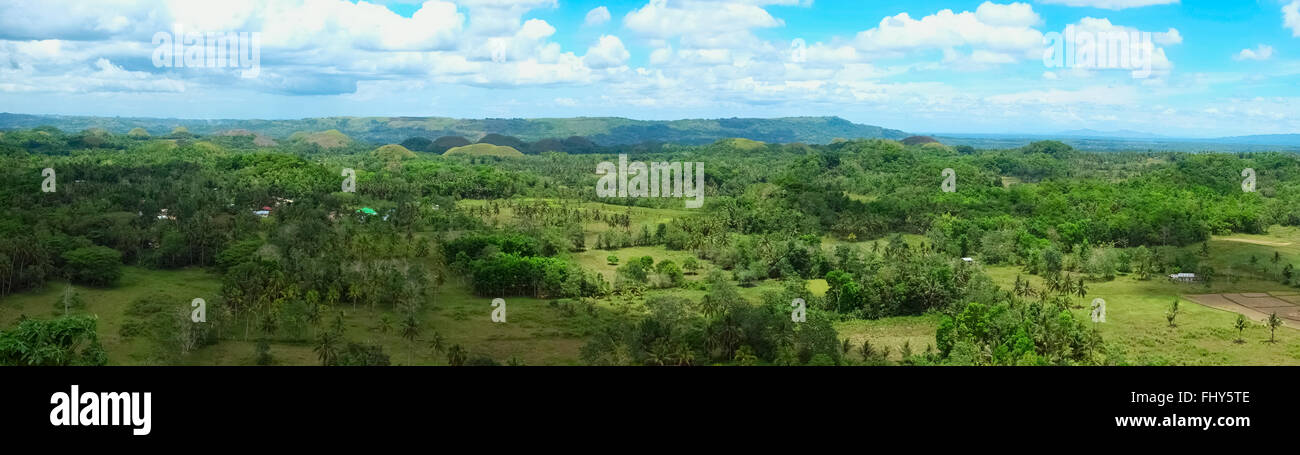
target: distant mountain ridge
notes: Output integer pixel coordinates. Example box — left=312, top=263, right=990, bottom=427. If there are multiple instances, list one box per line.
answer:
left=1204, top=134, right=1300, bottom=146
left=0, top=113, right=908, bottom=145
left=931, top=130, right=1300, bottom=151
left=1056, top=129, right=1168, bottom=140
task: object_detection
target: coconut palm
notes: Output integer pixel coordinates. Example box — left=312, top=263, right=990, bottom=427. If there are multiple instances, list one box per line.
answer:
left=447, top=344, right=467, bottom=366
left=427, top=330, right=446, bottom=358
left=399, top=313, right=420, bottom=365
left=1266, top=312, right=1283, bottom=343
left=1234, top=314, right=1248, bottom=343
left=1166, top=299, right=1180, bottom=328
left=313, top=330, right=340, bottom=366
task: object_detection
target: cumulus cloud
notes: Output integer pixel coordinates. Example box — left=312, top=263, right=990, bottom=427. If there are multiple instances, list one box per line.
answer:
left=0, top=0, right=629, bottom=95
left=584, top=35, right=630, bottom=68
left=1234, top=45, right=1274, bottom=61
left=1287, top=1, right=1300, bottom=37
left=852, top=2, right=1045, bottom=61
left=974, top=2, right=1041, bottom=27
left=1154, top=28, right=1181, bottom=45
left=0, top=46, right=185, bottom=93
left=623, top=0, right=793, bottom=49
left=0, top=0, right=1272, bottom=137
left=1049, top=17, right=1179, bottom=76
left=584, top=6, right=611, bottom=26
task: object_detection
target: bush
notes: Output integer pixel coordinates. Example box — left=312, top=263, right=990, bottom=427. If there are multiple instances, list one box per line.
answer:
left=61, top=246, right=122, bottom=286
left=335, top=342, right=392, bottom=366
left=0, top=315, right=108, bottom=365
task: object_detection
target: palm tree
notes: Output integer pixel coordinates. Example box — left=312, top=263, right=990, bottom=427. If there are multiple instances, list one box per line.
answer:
left=1048, top=274, right=1059, bottom=295
left=674, top=343, right=696, bottom=366
left=1075, top=277, right=1087, bottom=298
left=306, top=303, right=321, bottom=337
left=718, top=316, right=743, bottom=359
left=1266, top=312, right=1283, bottom=343
left=331, top=310, right=346, bottom=334
left=427, top=330, right=446, bottom=359
left=326, top=287, right=340, bottom=307
left=859, top=339, right=875, bottom=362
left=313, top=330, right=340, bottom=366
left=447, top=344, right=467, bottom=366
left=1234, top=314, right=1248, bottom=344
left=1166, top=299, right=1180, bottom=328
left=702, top=324, right=721, bottom=359
left=259, top=307, right=279, bottom=337
left=400, top=314, right=420, bottom=365
left=699, top=295, right=723, bottom=319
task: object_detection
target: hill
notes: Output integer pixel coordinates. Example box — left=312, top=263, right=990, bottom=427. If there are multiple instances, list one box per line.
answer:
left=288, top=129, right=352, bottom=149
left=901, top=136, right=940, bottom=146
left=371, top=144, right=417, bottom=160
left=713, top=138, right=767, bottom=151
left=443, top=143, right=524, bottom=157
left=0, top=113, right=907, bottom=146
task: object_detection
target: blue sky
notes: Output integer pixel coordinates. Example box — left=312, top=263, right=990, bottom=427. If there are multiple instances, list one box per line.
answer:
left=1, top=0, right=1298, bottom=137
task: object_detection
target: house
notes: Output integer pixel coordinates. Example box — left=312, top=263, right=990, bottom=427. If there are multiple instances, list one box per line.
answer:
left=961, top=257, right=975, bottom=264
left=253, top=206, right=272, bottom=217
left=156, top=208, right=176, bottom=220
left=1169, top=273, right=1197, bottom=283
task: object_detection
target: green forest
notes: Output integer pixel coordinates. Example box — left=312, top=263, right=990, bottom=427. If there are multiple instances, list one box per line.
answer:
left=3, top=125, right=1300, bottom=366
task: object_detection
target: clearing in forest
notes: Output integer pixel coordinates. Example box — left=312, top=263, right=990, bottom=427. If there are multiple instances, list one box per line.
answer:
left=1185, top=293, right=1300, bottom=327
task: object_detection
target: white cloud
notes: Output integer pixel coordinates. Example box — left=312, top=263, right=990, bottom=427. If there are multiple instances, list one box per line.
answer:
left=584, top=6, right=611, bottom=26
left=0, top=0, right=632, bottom=94
left=0, top=48, right=185, bottom=93
left=1234, top=45, right=1274, bottom=61
left=0, top=0, right=1287, bottom=137
left=853, top=3, right=1045, bottom=61
left=1038, top=0, right=1179, bottom=10
left=1286, top=1, right=1300, bottom=37
left=649, top=45, right=673, bottom=65
left=623, top=0, right=794, bottom=49
left=457, top=0, right=558, bottom=36
left=1154, top=28, right=1181, bottom=45
left=584, top=35, right=630, bottom=69
left=974, top=2, right=1041, bottom=27
left=1058, top=17, right=1179, bottom=76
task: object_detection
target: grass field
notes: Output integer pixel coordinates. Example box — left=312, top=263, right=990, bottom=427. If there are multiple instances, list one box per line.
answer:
left=979, top=229, right=1300, bottom=365
left=834, top=314, right=942, bottom=362
left=10, top=207, right=1300, bottom=365
left=0, top=267, right=221, bottom=365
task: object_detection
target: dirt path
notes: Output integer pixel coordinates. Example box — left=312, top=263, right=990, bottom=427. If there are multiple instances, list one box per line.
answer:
left=1219, top=238, right=1294, bottom=247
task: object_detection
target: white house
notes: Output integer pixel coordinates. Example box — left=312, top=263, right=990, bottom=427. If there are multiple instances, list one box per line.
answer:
left=1169, top=273, right=1197, bottom=283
